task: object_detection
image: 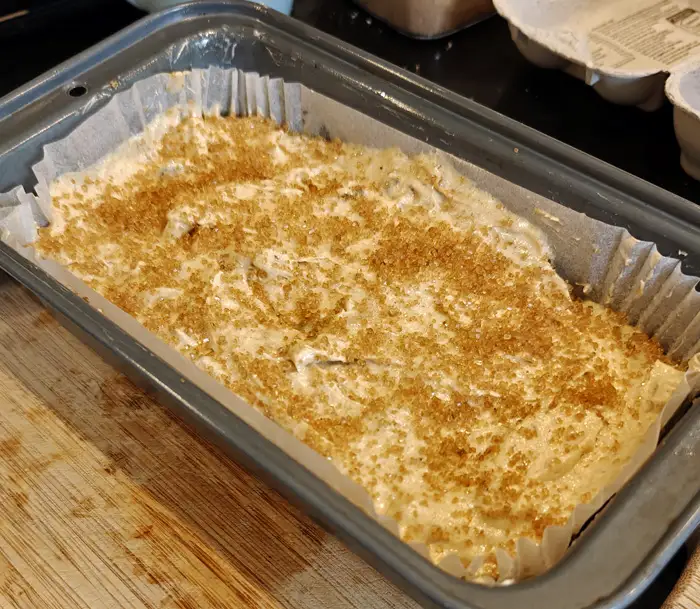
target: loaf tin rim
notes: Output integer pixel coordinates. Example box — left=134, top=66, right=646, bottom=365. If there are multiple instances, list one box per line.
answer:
left=0, top=4, right=699, bottom=609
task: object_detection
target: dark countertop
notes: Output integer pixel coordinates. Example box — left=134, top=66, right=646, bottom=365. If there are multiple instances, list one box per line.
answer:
left=0, top=2, right=693, bottom=608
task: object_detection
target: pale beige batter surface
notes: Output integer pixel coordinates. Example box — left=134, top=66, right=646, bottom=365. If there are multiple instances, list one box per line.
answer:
left=35, top=112, right=684, bottom=577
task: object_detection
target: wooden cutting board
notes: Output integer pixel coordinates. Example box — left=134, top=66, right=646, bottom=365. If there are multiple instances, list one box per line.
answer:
left=0, top=276, right=697, bottom=609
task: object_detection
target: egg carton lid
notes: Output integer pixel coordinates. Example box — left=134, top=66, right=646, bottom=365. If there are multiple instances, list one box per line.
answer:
left=494, top=0, right=700, bottom=179
left=494, top=0, right=700, bottom=79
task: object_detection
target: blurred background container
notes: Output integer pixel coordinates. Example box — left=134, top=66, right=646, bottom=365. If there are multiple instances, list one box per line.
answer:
left=355, top=0, right=493, bottom=39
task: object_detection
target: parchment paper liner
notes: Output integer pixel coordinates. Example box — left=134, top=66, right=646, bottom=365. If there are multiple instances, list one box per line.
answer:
left=2, top=67, right=700, bottom=583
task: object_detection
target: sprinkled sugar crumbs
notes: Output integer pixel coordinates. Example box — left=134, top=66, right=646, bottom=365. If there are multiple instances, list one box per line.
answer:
left=36, top=112, right=685, bottom=577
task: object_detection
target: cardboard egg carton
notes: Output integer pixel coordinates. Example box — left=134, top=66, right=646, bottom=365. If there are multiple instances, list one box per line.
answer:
left=494, top=0, right=700, bottom=179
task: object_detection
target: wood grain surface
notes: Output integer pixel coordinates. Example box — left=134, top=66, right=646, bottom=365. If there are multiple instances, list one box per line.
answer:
left=663, top=538, right=700, bottom=609
left=0, top=276, right=697, bottom=609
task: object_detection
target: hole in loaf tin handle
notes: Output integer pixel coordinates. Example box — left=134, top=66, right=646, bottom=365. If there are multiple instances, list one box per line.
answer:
left=65, top=83, right=88, bottom=98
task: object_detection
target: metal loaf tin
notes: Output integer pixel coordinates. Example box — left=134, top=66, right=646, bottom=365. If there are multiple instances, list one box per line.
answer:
left=0, top=3, right=699, bottom=608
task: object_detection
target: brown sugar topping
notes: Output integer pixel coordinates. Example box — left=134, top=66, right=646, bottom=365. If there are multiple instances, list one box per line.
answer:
left=36, top=113, right=683, bottom=576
